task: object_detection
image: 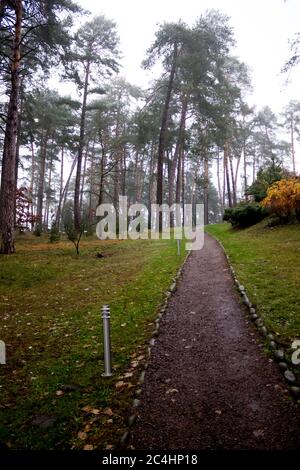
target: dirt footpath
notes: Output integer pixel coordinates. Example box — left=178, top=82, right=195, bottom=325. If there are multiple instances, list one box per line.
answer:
left=131, top=234, right=300, bottom=450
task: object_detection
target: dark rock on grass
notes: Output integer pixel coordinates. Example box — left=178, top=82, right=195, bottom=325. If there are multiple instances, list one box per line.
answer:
left=284, top=370, right=297, bottom=385
left=31, top=415, right=56, bottom=429
left=274, top=350, right=285, bottom=362
left=251, top=314, right=258, bottom=321
left=61, top=384, right=82, bottom=393
left=269, top=341, right=277, bottom=350
left=267, top=333, right=275, bottom=341
left=278, top=362, right=288, bottom=371
left=255, top=318, right=264, bottom=327
left=260, top=326, right=268, bottom=337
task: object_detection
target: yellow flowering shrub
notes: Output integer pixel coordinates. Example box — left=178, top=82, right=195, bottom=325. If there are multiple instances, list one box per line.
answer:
left=261, top=178, right=300, bottom=221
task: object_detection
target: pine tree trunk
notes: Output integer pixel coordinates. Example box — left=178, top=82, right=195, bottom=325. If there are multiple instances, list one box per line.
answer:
left=168, top=94, right=187, bottom=227
left=243, top=141, right=248, bottom=201
left=229, top=154, right=237, bottom=206
left=0, top=0, right=23, bottom=253
left=217, top=148, right=224, bottom=215
left=80, top=141, right=89, bottom=213
left=30, top=136, right=36, bottom=229
left=224, top=140, right=233, bottom=208
left=203, top=152, right=209, bottom=225
left=157, top=42, right=178, bottom=231
left=36, top=135, right=48, bottom=232
left=291, top=115, right=296, bottom=175
left=74, top=60, right=90, bottom=231
left=45, top=154, right=53, bottom=229
left=56, top=144, right=64, bottom=229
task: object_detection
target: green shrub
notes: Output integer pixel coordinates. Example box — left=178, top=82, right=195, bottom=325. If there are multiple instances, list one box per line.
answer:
left=223, top=202, right=267, bottom=228
left=49, top=222, right=60, bottom=243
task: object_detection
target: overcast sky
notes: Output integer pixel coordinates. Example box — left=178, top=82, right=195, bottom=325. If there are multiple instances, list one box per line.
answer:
left=75, top=0, right=300, bottom=114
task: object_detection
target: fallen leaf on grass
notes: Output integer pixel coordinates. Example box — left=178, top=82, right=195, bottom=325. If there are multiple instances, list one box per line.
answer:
left=82, top=405, right=92, bottom=413
left=83, top=444, right=94, bottom=451
left=103, top=408, right=114, bottom=416
left=56, top=390, right=64, bottom=397
left=91, top=408, right=101, bottom=415
left=77, top=431, right=87, bottom=440
left=124, top=372, right=133, bottom=378
left=115, top=381, right=126, bottom=390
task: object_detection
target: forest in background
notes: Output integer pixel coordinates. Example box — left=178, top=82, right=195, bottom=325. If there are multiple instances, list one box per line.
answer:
left=1, top=0, right=300, bottom=254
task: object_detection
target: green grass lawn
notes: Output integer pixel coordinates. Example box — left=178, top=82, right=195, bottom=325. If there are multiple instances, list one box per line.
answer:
left=0, top=235, right=186, bottom=450
left=206, top=222, right=300, bottom=347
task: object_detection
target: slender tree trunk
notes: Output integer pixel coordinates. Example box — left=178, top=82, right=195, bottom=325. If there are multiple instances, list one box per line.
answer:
left=229, top=154, right=237, bottom=206
left=98, top=131, right=106, bottom=206
left=30, top=136, right=36, bottom=229
left=217, top=148, right=224, bottom=215
left=157, top=42, right=178, bottom=231
left=87, top=138, right=96, bottom=225
left=168, top=94, right=187, bottom=227
left=56, top=144, right=64, bottom=229
left=252, top=150, right=256, bottom=184
left=243, top=141, right=248, bottom=201
left=36, top=135, right=48, bottom=232
left=79, top=140, right=89, bottom=213
left=147, top=142, right=156, bottom=228
left=45, top=154, right=53, bottom=228
left=203, top=152, right=209, bottom=225
left=61, top=157, right=78, bottom=225
left=181, top=149, right=185, bottom=226
left=291, top=115, right=296, bottom=175
left=0, top=0, right=23, bottom=253
left=74, top=60, right=90, bottom=231
left=224, top=140, right=233, bottom=208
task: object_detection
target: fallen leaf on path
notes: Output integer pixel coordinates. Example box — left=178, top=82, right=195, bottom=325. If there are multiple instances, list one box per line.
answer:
left=253, top=429, right=264, bottom=438
left=166, top=388, right=179, bottom=394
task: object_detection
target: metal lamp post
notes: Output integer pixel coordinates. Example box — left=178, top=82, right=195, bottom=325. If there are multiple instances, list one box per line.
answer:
left=101, top=304, right=112, bottom=377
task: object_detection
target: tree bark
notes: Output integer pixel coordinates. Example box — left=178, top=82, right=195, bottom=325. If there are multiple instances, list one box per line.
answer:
left=0, top=0, right=23, bottom=253
left=217, top=148, right=224, bottom=215
left=168, top=94, right=187, bottom=227
left=157, top=42, right=178, bottom=230
left=229, top=153, right=237, bottom=206
left=36, top=134, right=48, bottom=232
left=56, top=144, right=64, bottom=229
left=203, top=152, right=209, bottom=225
left=74, top=59, right=90, bottom=231
left=291, top=115, right=296, bottom=175
left=224, top=140, right=233, bottom=208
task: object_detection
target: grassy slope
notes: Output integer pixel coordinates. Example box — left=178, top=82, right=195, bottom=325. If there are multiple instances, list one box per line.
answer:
left=0, top=235, right=186, bottom=449
left=206, top=222, right=300, bottom=346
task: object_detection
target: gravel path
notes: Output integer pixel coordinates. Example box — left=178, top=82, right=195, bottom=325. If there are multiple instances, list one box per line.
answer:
left=131, top=234, right=300, bottom=450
